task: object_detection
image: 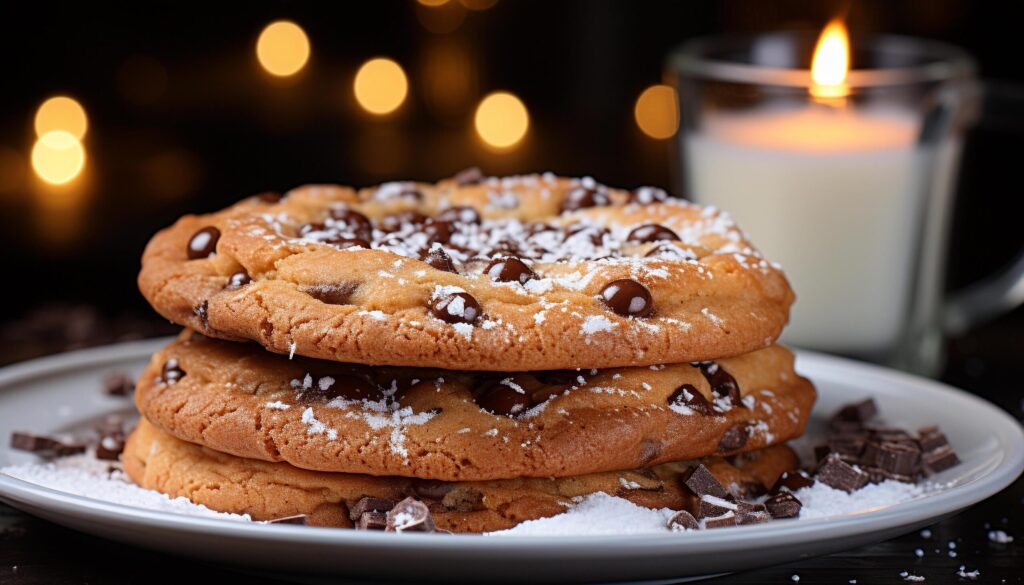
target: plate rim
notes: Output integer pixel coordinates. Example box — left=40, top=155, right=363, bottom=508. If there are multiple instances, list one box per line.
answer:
left=1, top=338, right=1022, bottom=554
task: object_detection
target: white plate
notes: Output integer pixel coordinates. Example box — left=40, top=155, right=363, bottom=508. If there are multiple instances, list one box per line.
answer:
left=0, top=338, right=1021, bottom=584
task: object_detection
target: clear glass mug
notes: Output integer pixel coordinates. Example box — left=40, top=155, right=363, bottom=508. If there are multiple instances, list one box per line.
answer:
left=667, top=32, right=1024, bottom=376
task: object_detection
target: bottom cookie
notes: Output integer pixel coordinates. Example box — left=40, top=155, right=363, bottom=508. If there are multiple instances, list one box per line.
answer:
left=124, top=418, right=797, bottom=533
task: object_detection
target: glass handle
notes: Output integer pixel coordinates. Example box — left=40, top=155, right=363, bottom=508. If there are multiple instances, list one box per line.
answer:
left=945, top=251, right=1024, bottom=335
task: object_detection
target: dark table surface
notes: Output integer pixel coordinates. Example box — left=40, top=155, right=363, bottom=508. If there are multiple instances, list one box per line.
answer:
left=0, top=307, right=1022, bottom=585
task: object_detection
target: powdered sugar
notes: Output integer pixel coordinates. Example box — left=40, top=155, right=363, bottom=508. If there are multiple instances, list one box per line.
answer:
left=488, top=493, right=676, bottom=537
left=581, top=315, right=618, bottom=335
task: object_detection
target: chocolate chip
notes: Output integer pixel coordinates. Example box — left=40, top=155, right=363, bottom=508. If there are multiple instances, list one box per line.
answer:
left=436, top=206, right=481, bottom=226
left=718, top=422, right=751, bottom=453
left=429, top=291, right=481, bottom=325
left=102, top=372, right=135, bottom=396
left=300, top=282, right=359, bottom=305
left=771, top=471, right=815, bottom=494
left=698, top=495, right=738, bottom=519
left=680, top=464, right=728, bottom=499
left=301, top=374, right=381, bottom=402
left=421, top=246, right=458, bottom=273
left=627, top=224, right=679, bottom=243
left=161, top=358, right=185, bottom=385
left=816, top=453, right=869, bottom=492
left=94, top=418, right=126, bottom=461
left=863, top=440, right=921, bottom=477
left=917, top=427, right=950, bottom=452
left=348, top=497, right=395, bottom=521
left=667, top=383, right=713, bottom=415
left=560, top=187, right=610, bottom=212
left=599, top=279, right=653, bottom=318
left=922, top=447, right=960, bottom=474
left=385, top=497, right=436, bottom=532
left=764, top=491, right=802, bottom=519
left=628, top=187, right=670, bottom=204
left=227, top=270, right=252, bottom=289
left=453, top=167, right=485, bottom=186
left=328, top=208, right=373, bottom=240
left=485, top=256, right=536, bottom=285
left=379, top=211, right=429, bottom=233
left=268, top=514, right=308, bottom=525
left=10, top=432, right=86, bottom=457
left=693, top=361, right=741, bottom=407
left=474, top=379, right=531, bottom=417
left=666, top=510, right=699, bottom=531
left=736, top=501, right=771, bottom=525
left=356, top=511, right=388, bottom=530
left=187, top=226, right=220, bottom=259
left=422, top=220, right=453, bottom=244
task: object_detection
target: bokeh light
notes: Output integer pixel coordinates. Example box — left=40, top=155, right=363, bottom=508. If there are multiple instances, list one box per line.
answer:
left=34, top=96, right=88, bottom=139
left=354, top=58, right=409, bottom=115
left=634, top=84, right=679, bottom=140
left=256, top=21, right=310, bottom=77
left=31, top=130, right=86, bottom=185
left=417, top=0, right=450, bottom=5
left=474, top=91, right=528, bottom=150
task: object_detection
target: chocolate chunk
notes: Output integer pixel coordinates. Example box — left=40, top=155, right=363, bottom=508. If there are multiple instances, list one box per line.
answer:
left=628, top=186, right=670, bottom=204
left=736, top=501, right=771, bottom=525
left=764, top=491, right=802, bottom=519
left=421, top=246, right=458, bottom=273
left=922, top=447, right=960, bottom=474
left=917, top=427, right=950, bottom=452
left=862, top=440, right=921, bottom=477
left=429, top=291, right=481, bottom=325
left=161, top=358, right=185, bottom=385
left=698, top=495, right=738, bottom=519
left=348, top=496, right=395, bottom=521
left=667, top=383, right=713, bottom=415
left=226, top=270, right=252, bottom=289
left=436, top=206, right=481, bottom=226
left=356, top=511, right=388, bottom=530
left=299, top=282, right=360, bottom=305
left=627, top=224, right=679, bottom=243
left=302, top=374, right=380, bottom=402
left=422, top=219, right=454, bottom=244
left=10, top=432, right=86, bottom=457
left=385, top=497, right=436, bottom=532
left=378, top=211, right=429, bottom=233
left=187, top=226, right=220, bottom=259
left=717, top=422, right=751, bottom=453
left=816, top=453, right=869, bottom=492
left=771, top=471, right=815, bottom=494
left=485, top=256, right=536, bottom=285
left=831, top=399, right=878, bottom=425
left=102, top=372, right=135, bottom=396
left=680, top=464, right=728, bottom=499
left=95, top=418, right=126, bottom=461
left=268, top=514, right=308, bottom=525
left=474, top=379, right=531, bottom=417
left=667, top=510, right=699, bottom=531
left=693, top=361, right=741, bottom=406
left=827, top=434, right=867, bottom=462
left=560, top=187, right=610, bottom=212
left=412, top=480, right=453, bottom=500
left=862, top=466, right=917, bottom=484
left=453, top=167, right=485, bottom=186
left=599, top=279, right=654, bottom=318
left=328, top=208, right=373, bottom=240
left=701, top=511, right=736, bottom=529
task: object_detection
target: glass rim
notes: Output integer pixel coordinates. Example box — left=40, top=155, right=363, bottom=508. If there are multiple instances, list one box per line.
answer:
left=667, top=31, right=976, bottom=88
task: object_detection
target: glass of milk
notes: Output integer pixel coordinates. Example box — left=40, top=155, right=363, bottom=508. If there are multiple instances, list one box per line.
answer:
left=668, top=29, right=1024, bottom=375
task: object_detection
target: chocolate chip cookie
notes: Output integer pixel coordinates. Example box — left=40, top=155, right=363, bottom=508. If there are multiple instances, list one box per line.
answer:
left=135, top=331, right=815, bottom=481
left=138, top=173, right=793, bottom=371
left=123, top=418, right=798, bottom=532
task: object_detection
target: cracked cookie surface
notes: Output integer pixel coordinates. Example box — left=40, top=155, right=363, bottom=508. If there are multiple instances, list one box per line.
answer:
left=138, top=173, right=793, bottom=370
left=124, top=418, right=798, bottom=532
left=135, top=332, right=815, bottom=481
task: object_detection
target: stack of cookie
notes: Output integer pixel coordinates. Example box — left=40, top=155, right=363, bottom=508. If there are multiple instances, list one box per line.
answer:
left=125, top=172, right=816, bottom=532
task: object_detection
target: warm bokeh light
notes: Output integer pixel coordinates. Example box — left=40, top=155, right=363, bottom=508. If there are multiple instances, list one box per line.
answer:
left=634, top=84, right=679, bottom=140
left=417, top=0, right=450, bottom=5
left=34, top=96, right=88, bottom=139
left=31, top=130, right=85, bottom=185
left=810, top=18, right=850, bottom=99
left=474, top=91, right=529, bottom=150
left=421, top=40, right=475, bottom=117
left=354, top=58, right=409, bottom=115
left=256, top=21, right=310, bottom=77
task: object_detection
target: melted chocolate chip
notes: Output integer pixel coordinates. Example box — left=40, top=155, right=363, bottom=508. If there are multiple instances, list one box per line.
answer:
left=474, top=380, right=531, bottom=417
left=485, top=256, right=536, bottom=284
left=421, top=246, right=458, bottom=273
left=561, top=187, right=610, bottom=212
left=422, top=220, right=453, bottom=244
left=453, top=166, right=484, bottom=185
left=161, top=358, right=185, bottom=385
left=436, top=206, right=481, bottom=226
left=328, top=208, right=373, bottom=240
left=300, top=282, right=360, bottom=305
left=693, top=361, right=742, bottom=406
left=429, top=291, right=481, bottom=325
left=227, top=270, right=252, bottom=289
left=187, top=226, right=220, bottom=259
left=627, top=224, right=679, bottom=243
left=599, top=279, right=654, bottom=317
left=667, top=383, right=713, bottom=415
left=378, top=211, right=429, bottom=233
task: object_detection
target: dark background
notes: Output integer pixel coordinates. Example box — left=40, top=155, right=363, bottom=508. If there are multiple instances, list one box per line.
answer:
left=0, top=1, right=1022, bottom=583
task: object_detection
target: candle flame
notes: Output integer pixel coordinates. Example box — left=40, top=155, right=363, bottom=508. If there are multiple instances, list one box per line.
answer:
left=810, top=18, right=850, bottom=99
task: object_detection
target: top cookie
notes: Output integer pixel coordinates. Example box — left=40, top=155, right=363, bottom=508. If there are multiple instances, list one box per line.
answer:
left=139, top=172, right=793, bottom=370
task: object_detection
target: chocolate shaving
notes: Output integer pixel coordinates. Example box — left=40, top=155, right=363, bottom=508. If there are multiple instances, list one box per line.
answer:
left=666, top=510, right=699, bottom=531
left=10, top=432, right=86, bottom=457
